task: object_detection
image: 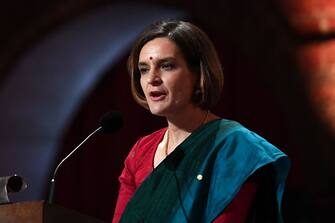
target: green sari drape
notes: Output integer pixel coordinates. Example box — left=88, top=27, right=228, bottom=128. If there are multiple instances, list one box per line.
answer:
left=120, top=119, right=290, bottom=223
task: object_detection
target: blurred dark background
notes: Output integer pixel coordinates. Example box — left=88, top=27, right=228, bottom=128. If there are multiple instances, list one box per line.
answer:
left=0, top=0, right=334, bottom=222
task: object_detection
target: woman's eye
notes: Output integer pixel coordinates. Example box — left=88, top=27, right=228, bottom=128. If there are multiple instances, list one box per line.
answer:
left=161, top=63, right=175, bottom=70
left=139, top=67, right=149, bottom=74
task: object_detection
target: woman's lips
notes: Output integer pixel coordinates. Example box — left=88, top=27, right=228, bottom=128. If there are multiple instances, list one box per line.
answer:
left=149, top=91, right=167, bottom=101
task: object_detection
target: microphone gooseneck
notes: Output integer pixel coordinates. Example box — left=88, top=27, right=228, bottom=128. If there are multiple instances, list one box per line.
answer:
left=48, top=126, right=102, bottom=204
left=165, top=149, right=190, bottom=222
left=47, top=111, right=123, bottom=204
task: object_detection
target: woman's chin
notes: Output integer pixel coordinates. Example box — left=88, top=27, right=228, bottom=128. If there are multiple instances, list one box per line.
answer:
left=148, top=107, right=169, bottom=117
left=149, top=110, right=166, bottom=117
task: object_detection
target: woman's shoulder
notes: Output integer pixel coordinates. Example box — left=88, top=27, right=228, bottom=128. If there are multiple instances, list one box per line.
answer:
left=213, top=119, right=288, bottom=160
left=209, top=119, right=279, bottom=151
left=138, top=127, right=167, bottom=145
left=214, top=119, right=263, bottom=137
left=207, top=118, right=250, bottom=136
left=130, top=127, right=167, bottom=155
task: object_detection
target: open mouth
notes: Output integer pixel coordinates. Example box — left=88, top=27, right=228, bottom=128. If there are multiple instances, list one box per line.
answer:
left=149, top=91, right=167, bottom=101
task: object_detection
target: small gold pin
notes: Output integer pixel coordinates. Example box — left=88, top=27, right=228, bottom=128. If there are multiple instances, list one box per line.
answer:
left=197, top=174, right=203, bottom=181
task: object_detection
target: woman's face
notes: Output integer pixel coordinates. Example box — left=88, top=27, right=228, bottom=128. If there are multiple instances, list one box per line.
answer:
left=138, top=37, right=196, bottom=117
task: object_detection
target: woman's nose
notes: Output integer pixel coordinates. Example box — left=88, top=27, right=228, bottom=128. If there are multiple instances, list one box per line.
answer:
left=147, top=71, right=162, bottom=86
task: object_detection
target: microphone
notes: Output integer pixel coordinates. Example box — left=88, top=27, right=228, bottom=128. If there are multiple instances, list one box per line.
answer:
left=0, top=175, right=28, bottom=204
left=47, top=111, right=123, bottom=204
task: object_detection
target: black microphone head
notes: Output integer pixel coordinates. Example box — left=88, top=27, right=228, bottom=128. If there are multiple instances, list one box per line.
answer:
left=99, top=111, right=123, bottom=133
left=7, top=175, right=27, bottom=193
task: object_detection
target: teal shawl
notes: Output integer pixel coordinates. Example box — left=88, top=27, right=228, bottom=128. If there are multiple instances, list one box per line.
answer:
left=120, top=119, right=290, bottom=223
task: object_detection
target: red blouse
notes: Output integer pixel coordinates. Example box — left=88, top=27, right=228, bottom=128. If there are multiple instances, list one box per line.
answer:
left=112, top=128, right=257, bottom=223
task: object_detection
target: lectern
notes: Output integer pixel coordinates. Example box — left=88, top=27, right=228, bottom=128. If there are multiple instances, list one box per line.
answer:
left=0, top=201, right=106, bottom=223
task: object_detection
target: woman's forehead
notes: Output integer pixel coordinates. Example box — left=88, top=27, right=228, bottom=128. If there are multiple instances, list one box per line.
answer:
left=138, top=38, right=182, bottom=63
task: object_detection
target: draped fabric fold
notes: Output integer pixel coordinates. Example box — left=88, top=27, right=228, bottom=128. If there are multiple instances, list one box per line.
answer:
left=120, top=119, right=290, bottom=223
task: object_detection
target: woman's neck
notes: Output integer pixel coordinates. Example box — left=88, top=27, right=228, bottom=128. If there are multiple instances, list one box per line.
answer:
left=165, top=107, right=217, bottom=153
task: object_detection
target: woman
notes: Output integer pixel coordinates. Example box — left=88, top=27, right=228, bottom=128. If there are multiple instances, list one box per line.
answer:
left=112, top=20, right=290, bottom=223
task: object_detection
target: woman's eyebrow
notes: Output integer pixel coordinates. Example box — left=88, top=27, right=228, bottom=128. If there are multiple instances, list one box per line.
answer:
left=158, top=57, right=175, bottom=63
left=138, top=62, right=148, bottom=67
left=138, top=57, right=175, bottom=66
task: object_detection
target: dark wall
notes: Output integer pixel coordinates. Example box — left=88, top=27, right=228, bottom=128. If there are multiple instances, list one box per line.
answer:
left=0, top=1, right=334, bottom=222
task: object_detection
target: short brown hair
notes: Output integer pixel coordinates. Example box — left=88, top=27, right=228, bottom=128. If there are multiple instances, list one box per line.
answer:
left=128, top=20, right=224, bottom=110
